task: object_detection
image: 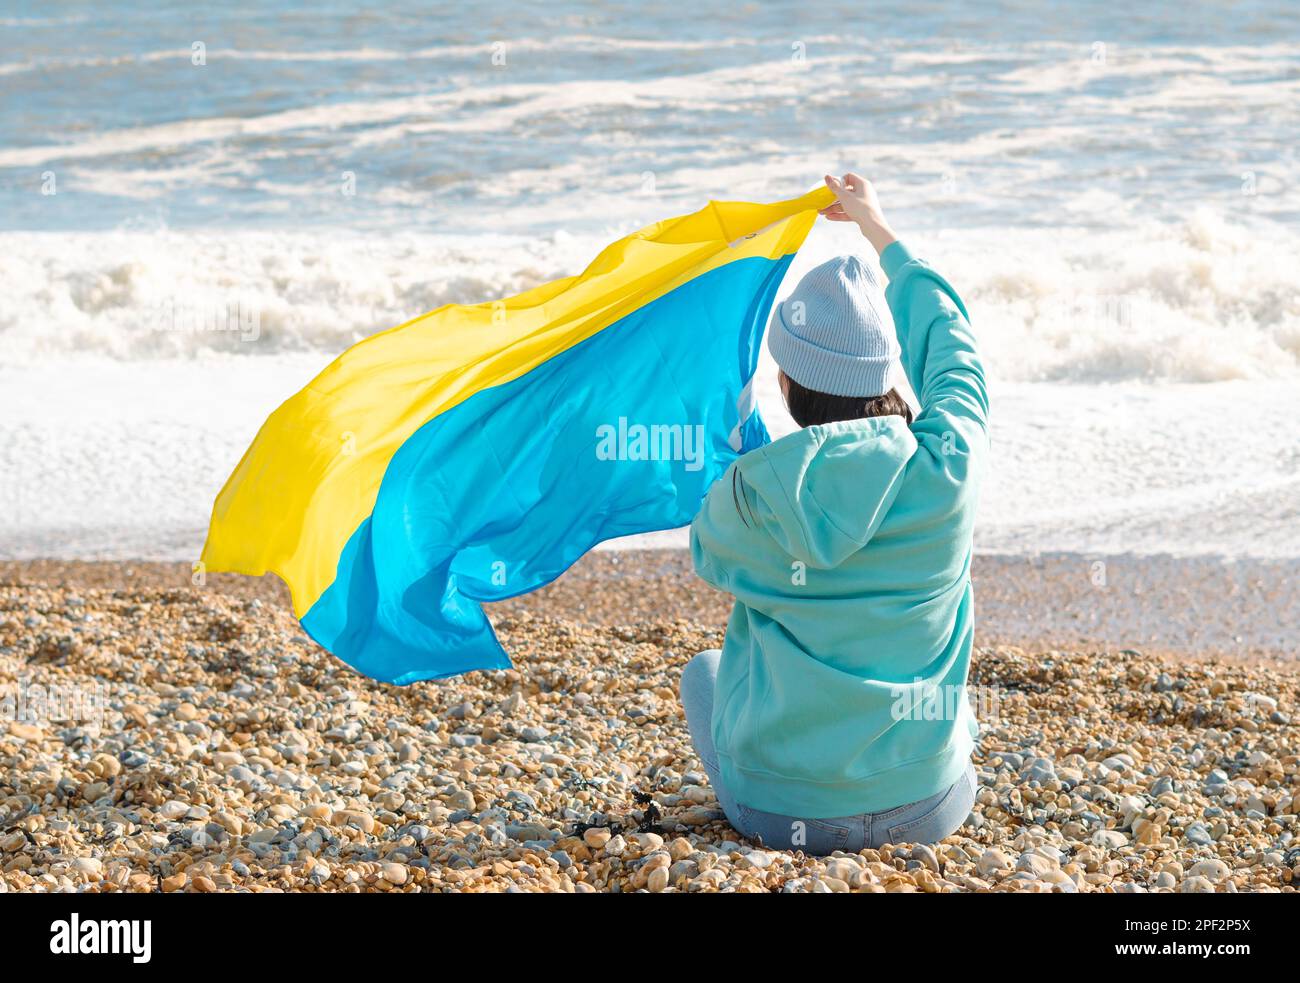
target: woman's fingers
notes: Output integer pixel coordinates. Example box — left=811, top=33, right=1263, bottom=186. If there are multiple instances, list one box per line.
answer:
left=822, top=171, right=874, bottom=223
left=819, top=169, right=892, bottom=249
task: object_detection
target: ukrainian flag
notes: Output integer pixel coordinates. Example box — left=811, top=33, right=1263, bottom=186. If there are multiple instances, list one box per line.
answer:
left=201, top=186, right=833, bottom=683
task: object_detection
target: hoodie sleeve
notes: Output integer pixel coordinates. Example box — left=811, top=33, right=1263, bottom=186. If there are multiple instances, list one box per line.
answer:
left=690, top=465, right=745, bottom=592
left=881, top=241, right=989, bottom=473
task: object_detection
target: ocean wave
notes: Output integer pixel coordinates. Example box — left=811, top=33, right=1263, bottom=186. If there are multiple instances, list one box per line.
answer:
left=0, top=14, right=90, bottom=28
left=0, top=57, right=842, bottom=169
left=945, top=210, right=1300, bottom=384
left=0, top=33, right=833, bottom=79
left=4, top=41, right=1296, bottom=168
left=1, top=210, right=1297, bottom=384
left=0, top=230, right=584, bottom=361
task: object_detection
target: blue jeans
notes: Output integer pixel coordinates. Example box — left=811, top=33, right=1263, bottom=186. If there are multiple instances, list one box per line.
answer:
left=680, top=649, right=976, bottom=855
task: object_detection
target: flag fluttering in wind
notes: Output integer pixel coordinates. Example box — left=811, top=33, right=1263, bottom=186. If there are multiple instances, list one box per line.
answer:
left=201, top=186, right=833, bottom=683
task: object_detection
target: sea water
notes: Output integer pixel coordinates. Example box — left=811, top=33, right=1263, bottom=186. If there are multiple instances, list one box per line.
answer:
left=1, top=1, right=1297, bottom=561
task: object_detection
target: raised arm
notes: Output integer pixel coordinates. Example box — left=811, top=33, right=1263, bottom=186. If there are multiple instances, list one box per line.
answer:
left=820, top=173, right=989, bottom=465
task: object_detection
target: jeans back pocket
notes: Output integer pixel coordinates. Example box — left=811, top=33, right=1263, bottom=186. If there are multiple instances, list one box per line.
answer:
left=882, top=766, right=976, bottom=846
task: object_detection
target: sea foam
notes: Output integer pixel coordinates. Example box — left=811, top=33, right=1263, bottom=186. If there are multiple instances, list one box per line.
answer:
left=3, top=212, right=1296, bottom=385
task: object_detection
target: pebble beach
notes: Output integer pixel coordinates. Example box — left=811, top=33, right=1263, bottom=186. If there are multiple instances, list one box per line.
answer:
left=1, top=553, right=1297, bottom=894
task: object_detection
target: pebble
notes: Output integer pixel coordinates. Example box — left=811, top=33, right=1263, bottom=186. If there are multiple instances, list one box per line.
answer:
left=8, top=722, right=42, bottom=742
left=910, top=844, right=940, bottom=873
left=1187, top=859, right=1230, bottom=884
left=1021, top=757, right=1057, bottom=784
left=1092, top=830, right=1128, bottom=850
left=743, top=850, right=775, bottom=869
left=977, top=848, right=1010, bottom=876
left=448, top=789, right=476, bottom=811
left=1016, top=852, right=1057, bottom=878
left=1, top=832, right=26, bottom=853
left=0, top=573, right=1295, bottom=894
left=381, top=863, right=408, bottom=886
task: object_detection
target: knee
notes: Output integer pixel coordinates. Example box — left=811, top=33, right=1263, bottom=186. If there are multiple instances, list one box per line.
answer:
left=679, top=648, right=721, bottom=700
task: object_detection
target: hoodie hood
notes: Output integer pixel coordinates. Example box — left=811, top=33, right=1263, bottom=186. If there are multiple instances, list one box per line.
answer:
left=731, top=416, right=917, bottom=569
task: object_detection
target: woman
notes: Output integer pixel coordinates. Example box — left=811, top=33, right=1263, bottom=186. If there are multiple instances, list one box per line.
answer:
left=681, top=172, right=989, bottom=854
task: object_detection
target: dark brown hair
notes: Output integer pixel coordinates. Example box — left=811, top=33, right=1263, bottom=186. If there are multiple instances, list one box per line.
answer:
left=780, top=370, right=913, bottom=428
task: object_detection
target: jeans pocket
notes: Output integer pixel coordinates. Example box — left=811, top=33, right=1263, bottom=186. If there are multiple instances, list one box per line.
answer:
left=884, top=767, right=976, bottom=846
left=738, top=805, right=851, bottom=855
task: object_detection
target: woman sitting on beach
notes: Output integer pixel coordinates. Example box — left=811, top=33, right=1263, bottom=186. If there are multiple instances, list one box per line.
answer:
left=680, top=172, right=989, bottom=854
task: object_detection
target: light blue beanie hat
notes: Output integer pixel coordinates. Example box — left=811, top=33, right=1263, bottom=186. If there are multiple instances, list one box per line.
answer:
left=767, top=254, right=901, bottom=398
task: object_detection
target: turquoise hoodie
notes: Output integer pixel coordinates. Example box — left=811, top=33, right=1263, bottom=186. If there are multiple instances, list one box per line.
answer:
left=690, top=240, right=988, bottom=818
